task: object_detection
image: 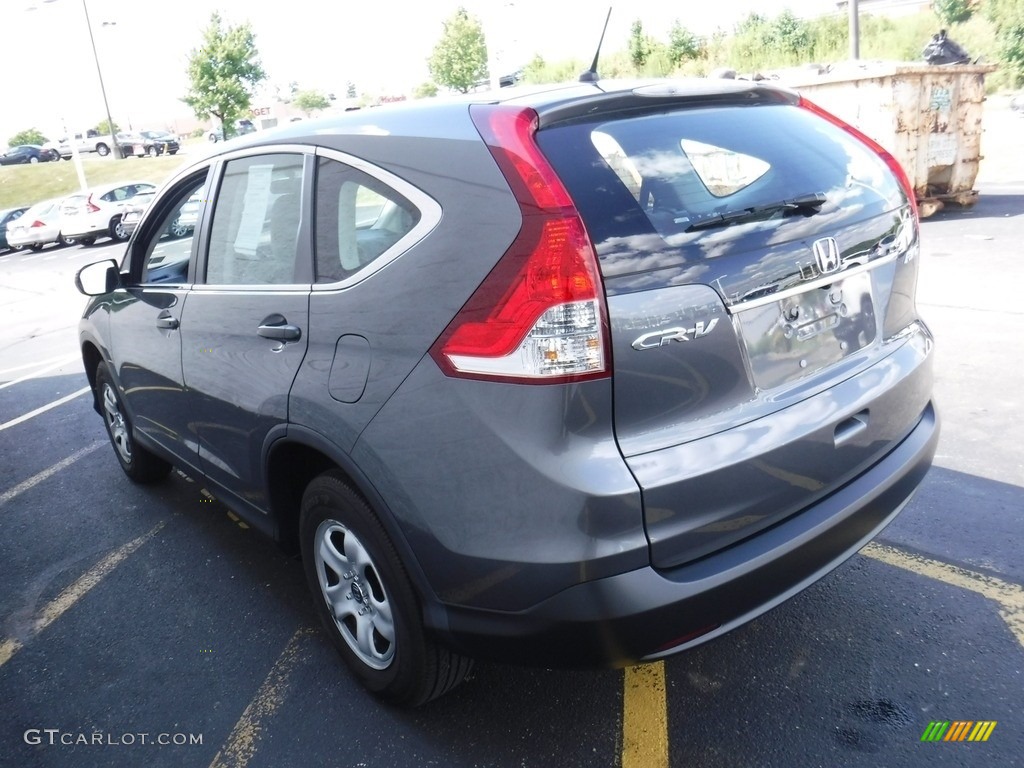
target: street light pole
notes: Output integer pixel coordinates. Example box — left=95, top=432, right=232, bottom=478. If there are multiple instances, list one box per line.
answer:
left=79, top=0, right=116, bottom=156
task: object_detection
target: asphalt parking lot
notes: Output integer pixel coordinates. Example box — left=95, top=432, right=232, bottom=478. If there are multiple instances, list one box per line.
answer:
left=0, top=104, right=1021, bottom=768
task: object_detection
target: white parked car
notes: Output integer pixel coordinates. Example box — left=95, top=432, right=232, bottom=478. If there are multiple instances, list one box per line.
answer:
left=5, top=197, right=76, bottom=250
left=59, top=181, right=157, bottom=245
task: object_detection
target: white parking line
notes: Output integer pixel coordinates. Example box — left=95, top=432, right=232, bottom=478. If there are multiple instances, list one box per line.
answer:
left=0, top=355, right=75, bottom=377
left=0, top=521, right=166, bottom=668
left=0, top=442, right=105, bottom=507
left=0, top=386, right=91, bottom=432
left=0, top=354, right=80, bottom=391
left=42, top=255, right=59, bottom=262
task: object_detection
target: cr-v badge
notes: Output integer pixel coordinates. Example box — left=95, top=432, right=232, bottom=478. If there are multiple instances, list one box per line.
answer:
left=632, top=319, right=719, bottom=350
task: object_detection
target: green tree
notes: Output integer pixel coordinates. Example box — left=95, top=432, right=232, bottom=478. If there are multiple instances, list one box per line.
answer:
left=347, top=81, right=357, bottom=99
left=9, top=128, right=46, bottom=146
left=292, top=89, right=331, bottom=116
left=629, top=19, right=649, bottom=68
left=413, top=81, right=439, bottom=99
left=933, top=0, right=974, bottom=26
left=668, top=21, right=703, bottom=66
left=94, top=118, right=120, bottom=136
left=770, top=10, right=811, bottom=58
left=182, top=12, right=267, bottom=140
left=428, top=7, right=488, bottom=93
left=987, top=0, right=1024, bottom=87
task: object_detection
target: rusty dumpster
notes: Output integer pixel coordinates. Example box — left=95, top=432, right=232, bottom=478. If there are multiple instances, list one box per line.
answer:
left=781, top=63, right=998, bottom=216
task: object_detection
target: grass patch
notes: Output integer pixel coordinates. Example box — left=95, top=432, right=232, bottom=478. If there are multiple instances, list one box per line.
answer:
left=0, top=155, right=188, bottom=209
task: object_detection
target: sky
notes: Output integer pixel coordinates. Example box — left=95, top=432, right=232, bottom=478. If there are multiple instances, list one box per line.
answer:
left=2, top=0, right=832, bottom=144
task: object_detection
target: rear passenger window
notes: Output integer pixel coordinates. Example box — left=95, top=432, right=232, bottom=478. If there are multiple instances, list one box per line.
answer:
left=314, top=157, right=420, bottom=283
left=206, top=154, right=304, bottom=285
left=678, top=139, right=770, bottom=197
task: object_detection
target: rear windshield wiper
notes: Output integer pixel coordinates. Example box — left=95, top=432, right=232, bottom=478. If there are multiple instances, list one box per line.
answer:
left=685, top=192, right=827, bottom=232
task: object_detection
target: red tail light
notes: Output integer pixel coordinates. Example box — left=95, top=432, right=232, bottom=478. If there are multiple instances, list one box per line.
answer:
left=428, top=105, right=610, bottom=384
left=799, top=95, right=918, bottom=220
left=30, top=220, right=46, bottom=228
left=86, top=194, right=101, bottom=213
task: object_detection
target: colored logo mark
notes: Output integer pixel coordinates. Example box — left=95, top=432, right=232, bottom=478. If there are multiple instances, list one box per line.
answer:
left=921, top=721, right=997, bottom=742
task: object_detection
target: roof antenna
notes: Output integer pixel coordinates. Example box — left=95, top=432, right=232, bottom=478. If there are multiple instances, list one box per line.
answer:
left=579, top=7, right=612, bottom=83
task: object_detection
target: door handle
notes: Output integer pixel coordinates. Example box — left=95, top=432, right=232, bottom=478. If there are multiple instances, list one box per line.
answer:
left=155, top=311, right=179, bottom=330
left=257, top=314, right=302, bottom=342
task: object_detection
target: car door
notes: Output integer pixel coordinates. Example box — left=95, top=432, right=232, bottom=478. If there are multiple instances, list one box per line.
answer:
left=179, top=149, right=312, bottom=515
left=107, top=169, right=213, bottom=468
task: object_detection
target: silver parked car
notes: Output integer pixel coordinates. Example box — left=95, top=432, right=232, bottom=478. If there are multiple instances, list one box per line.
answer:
left=75, top=78, right=938, bottom=706
left=60, top=181, right=156, bottom=245
left=6, top=197, right=76, bottom=250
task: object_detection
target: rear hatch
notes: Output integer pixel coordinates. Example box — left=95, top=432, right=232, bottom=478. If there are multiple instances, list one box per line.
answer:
left=535, top=83, right=926, bottom=568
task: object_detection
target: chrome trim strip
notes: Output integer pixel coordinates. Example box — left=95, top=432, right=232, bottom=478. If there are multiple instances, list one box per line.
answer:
left=728, top=252, right=899, bottom=313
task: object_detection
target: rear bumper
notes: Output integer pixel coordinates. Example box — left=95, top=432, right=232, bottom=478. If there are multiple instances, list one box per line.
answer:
left=6, top=229, right=55, bottom=247
left=435, top=400, right=938, bottom=667
left=61, top=215, right=110, bottom=238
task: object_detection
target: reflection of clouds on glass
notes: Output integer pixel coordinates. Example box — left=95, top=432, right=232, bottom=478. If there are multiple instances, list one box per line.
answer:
left=629, top=150, right=697, bottom=180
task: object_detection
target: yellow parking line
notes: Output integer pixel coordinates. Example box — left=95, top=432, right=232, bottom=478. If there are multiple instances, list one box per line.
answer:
left=0, top=521, right=166, bottom=668
left=862, top=543, right=1024, bottom=647
left=208, top=628, right=316, bottom=768
left=622, top=662, right=669, bottom=768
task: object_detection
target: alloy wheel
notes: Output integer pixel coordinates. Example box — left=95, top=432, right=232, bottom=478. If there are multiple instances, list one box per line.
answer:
left=101, top=382, right=132, bottom=464
left=314, top=520, right=395, bottom=670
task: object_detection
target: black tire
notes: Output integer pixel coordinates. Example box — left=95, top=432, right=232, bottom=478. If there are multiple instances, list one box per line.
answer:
left=58, top=234, right=76, bottom=247
left=29, top=243, right=43, bottom=251
left=96, top=143, right=110, bottom=156
left=94, top=362, right=171, bottom=484
left=300, top=472, right=472, bottom=706
left=79, top=236, right=96, bottom=246
left=147, top=145, right=159, bottom=158
left=29, top=156, right=39, bottom=164
left=110, top=216, right=129, bottom=241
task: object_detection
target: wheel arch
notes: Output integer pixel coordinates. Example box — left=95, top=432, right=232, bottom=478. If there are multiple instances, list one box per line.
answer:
left=81, top=340, right=104, bottom=415
left=264, top=425, right=445, bottom=621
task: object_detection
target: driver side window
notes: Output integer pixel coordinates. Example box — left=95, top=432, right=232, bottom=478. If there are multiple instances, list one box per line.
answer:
left=138, top=176, right=208, bottom=285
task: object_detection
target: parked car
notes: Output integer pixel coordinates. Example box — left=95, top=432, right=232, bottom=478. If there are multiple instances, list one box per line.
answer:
left=0, top=145, right=57, bottom=165
left=5, top=197, right=76, bottom=250
left=208, top=118, right=256, bottom=142
left=139, top=130, right=180, bottom=155
left=74, top=78, right=938, bottom=706
left=60, top=181, right=157, bottom=244
left=46, top=129, right=115, bottom=159
left=118, top=190, right=155, bottom=239
left=117, top=130, right=181, bottom=158
left=0, top=207, right=29, bottom=251
left=120, top=190, right=200, bottom=240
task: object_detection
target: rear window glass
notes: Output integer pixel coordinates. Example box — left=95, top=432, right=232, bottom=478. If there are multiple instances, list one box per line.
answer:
left=538, top=103, right=904, bottom=270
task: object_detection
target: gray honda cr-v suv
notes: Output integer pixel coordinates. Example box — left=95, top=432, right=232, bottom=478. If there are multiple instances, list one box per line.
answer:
left=76, top=78, right=938, bottom=705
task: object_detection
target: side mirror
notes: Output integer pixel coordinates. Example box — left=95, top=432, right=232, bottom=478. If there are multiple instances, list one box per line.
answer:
left=75, top=259, right=121, bottom=296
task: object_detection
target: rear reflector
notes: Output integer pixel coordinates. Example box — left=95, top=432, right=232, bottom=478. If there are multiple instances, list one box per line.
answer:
left=798, top=96, right=919, bottom=220
left=429, top=105, right=609, bottom=384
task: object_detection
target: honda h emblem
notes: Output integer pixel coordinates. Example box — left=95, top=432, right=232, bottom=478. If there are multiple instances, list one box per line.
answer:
left=813, top=237, right=841, bottom=274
